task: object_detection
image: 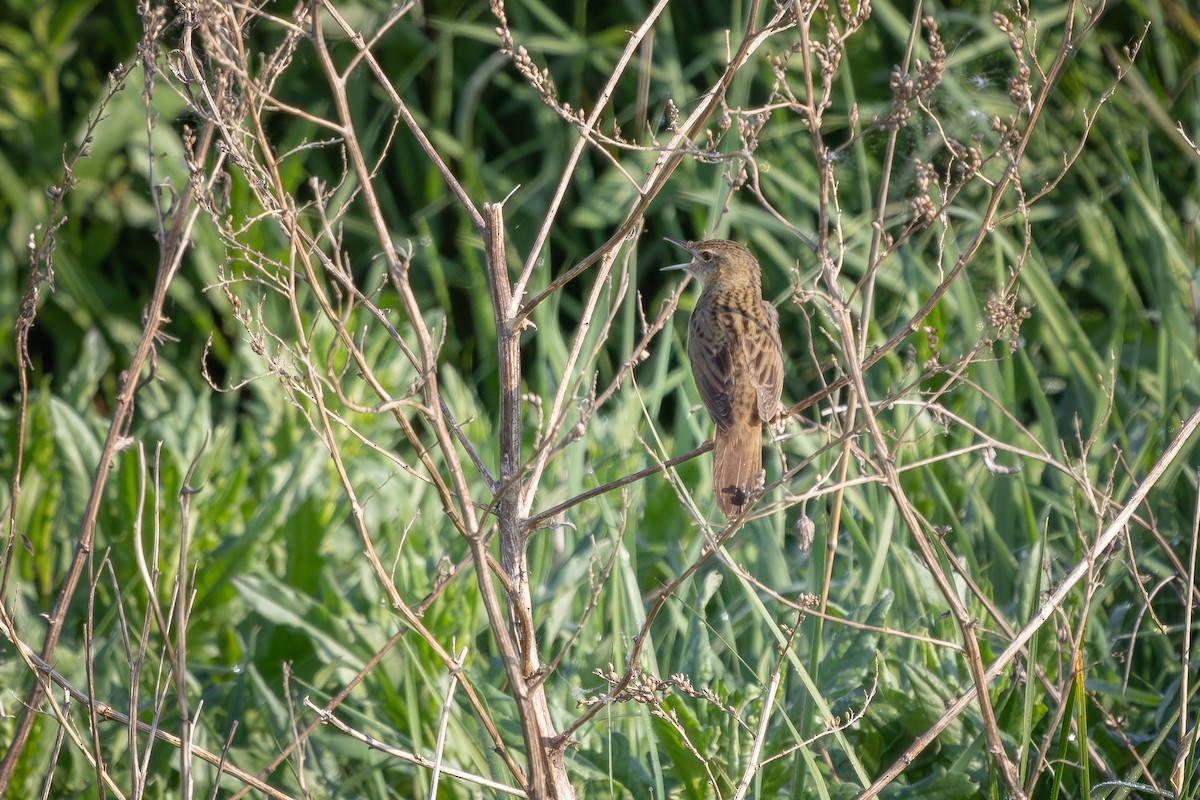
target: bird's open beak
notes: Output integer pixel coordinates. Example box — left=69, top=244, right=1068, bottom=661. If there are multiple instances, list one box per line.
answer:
left=661, top=236, right=693, bottom=272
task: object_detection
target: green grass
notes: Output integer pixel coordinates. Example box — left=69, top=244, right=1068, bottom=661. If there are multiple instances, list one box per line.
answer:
left=2, top=1, right=1199, bottom=798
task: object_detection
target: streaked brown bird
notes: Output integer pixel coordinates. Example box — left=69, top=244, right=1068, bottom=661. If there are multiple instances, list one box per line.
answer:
left=663, top=238, right=784, bottom=517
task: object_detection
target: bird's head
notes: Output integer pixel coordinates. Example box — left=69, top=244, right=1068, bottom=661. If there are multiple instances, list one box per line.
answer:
left=661, top=238, right=756, bottom=287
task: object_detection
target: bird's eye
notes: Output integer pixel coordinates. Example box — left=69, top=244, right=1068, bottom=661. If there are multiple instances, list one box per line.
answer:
left=699, top=250, right=714, bottom=261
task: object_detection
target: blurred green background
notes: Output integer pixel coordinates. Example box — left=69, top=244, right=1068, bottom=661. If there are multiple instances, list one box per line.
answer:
left=2, top=0, right=1199, bottom=798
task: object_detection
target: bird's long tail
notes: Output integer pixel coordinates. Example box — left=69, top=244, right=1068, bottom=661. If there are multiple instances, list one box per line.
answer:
left=712, top=421, right=763, bottom=518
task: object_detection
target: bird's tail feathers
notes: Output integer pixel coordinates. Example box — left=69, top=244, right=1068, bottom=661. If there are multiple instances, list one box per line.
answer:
left=712, top=421, right=764, bottom=518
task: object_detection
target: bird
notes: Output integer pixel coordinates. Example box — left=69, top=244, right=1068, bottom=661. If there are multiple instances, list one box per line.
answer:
left=663, top=237, right=784, bottom=518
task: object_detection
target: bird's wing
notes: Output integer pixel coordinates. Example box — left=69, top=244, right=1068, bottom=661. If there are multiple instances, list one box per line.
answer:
left=742, top=301, right=784, bottom=422
left=687, top=314, right=735, bottom=430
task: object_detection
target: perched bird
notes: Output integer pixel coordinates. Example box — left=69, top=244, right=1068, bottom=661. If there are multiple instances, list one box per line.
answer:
left=663, top=238, right=784, bottom=517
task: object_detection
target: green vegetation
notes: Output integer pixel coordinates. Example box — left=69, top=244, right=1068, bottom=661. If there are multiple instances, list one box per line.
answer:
left=1, top=1, right=1198, bottom=798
